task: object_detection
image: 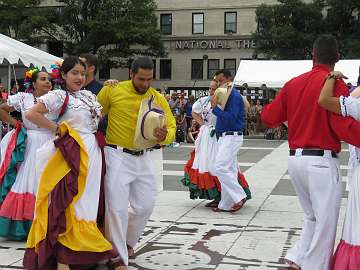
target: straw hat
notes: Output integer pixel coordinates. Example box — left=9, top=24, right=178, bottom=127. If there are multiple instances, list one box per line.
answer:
left=214, top=83, right=233, bottom=110
left=134, top=96, right=166, bottom=150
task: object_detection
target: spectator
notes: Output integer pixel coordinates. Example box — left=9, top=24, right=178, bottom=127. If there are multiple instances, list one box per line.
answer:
left=187, top=119, right=200, bottom=143
left=79, top=53, right=103, bottom=95
left=176, top=112, right=187, bottom=143
left=185, top=94, right=195, bottom=128
left=169, top=92, right=180, bottom=115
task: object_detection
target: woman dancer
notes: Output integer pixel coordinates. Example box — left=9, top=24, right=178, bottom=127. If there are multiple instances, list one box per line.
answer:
left=182, top=80, right=251, bottom=207
left=0, top=68, right=53, bottom=240
left=318, top=70, right=360, bottom=270
left=23, top=57, right=117, bottom=270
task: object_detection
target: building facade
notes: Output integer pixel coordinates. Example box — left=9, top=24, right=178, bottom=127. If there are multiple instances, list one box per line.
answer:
left=150, top=0, right=279, bottom=96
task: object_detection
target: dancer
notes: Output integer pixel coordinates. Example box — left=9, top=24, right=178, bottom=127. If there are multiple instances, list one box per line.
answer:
left=182, top=80, right=251, bottom=207
left=0, top=67, right=54, bottom=240
left=210, top=79, right=248, bottom=212
left=97, top=57, right=176, bottom=269
left=318, top=70, right=360, bottom=270
left=23, top=56, right=117, bottom=270
left=262, top=34, right=360, bottom=270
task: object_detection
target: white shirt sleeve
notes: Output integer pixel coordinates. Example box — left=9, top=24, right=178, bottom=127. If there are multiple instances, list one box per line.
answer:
left=192, top=98, right=202, bottom=114
left=7, top=93, right=23, bottom=112
left=38, top=90, right=65, bottom=113
left=339, top=96, right=360, bottom=121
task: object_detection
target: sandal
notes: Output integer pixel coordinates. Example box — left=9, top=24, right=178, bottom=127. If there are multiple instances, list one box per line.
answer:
left=230, top=198, right=247, bottom=213
left=211, top=207, right=231, bottom=212
left=205, top=200, right=219, bottom=208
left=127, top=244, right=135, bottom=258
left=107, top=259, right=127, bottom=270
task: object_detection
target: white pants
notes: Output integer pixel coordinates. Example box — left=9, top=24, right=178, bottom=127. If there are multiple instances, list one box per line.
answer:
left=214, top=134, right=247, bottom=210
left=104, top=147, right=158, bottom=265
left=285, top=150, right=342, bottom=270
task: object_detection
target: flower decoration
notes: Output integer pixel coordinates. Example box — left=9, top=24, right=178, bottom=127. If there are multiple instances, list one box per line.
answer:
left=24, top=67, right=40, bottom=93
left=50, top=60, right=64, bottom=88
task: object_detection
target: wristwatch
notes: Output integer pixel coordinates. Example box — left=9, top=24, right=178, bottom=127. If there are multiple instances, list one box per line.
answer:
left=326, top=73, right=337, bottom=80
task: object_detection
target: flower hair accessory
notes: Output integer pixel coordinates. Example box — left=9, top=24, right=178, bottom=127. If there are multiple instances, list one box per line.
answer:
left=24, top=67, right=40, bottom=92
left=50, top=60, right=63, bottom=88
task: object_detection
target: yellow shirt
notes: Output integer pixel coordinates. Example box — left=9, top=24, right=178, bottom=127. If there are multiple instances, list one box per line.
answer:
left=97, top=80, right=176, bottom=149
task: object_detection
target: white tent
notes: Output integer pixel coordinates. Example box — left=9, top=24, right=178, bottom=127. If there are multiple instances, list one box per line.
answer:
left=0, top=33, right=62, bottom=72
left=234, top=60, right=360, bottom=88
left=0, top=33, right=62, bottom=90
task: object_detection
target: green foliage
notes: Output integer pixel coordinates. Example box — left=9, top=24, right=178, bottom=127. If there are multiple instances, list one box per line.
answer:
left=0, top=0, right=164, bottom=69
left=252, top=0, right=360, bottom=59
left=56, top=0, right=164, bottom=68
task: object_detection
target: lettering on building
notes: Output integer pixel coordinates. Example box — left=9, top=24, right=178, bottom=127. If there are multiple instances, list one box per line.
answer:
left=174, top=39, right=256, bottom=50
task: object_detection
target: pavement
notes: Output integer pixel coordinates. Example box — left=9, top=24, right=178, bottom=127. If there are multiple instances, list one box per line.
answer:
left=0, top=138, right=350, bottom=270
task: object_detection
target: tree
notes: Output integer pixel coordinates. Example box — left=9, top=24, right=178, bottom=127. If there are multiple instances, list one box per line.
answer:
left=0, top=0, right=56, bottom=44
left=326, top=0, right=360, bottom=58
left=252, top=0, right=327, bottom=59
left=54, top=0, right=164, bottom=68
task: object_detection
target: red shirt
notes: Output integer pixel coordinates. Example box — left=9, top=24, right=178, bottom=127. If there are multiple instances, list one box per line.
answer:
left=261, top=64, right=360, bottom=152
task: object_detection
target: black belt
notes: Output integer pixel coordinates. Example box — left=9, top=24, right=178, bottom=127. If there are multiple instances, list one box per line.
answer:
left=289, top=149, right=338, bottom=158
left=216, top=131, right=243, bottom=138
left=107, top=144, right=145, bottom=156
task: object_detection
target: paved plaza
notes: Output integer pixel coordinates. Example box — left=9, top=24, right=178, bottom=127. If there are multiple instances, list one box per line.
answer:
left=0, top=139, right=350, bottom=269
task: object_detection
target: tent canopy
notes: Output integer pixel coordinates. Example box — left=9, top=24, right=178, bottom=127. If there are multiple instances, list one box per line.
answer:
left=234, top=60, right=360, bottom=88
left=0, top=33, right=62, bottom=72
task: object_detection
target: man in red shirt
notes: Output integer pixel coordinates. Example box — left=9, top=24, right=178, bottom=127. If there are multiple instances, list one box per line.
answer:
left=262, top=35, right=360, bottom=270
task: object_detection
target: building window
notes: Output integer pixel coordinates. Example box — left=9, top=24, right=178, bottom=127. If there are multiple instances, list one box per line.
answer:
left=160, top=59, right=171, bottom=79
left=191, top=59, right=203, bottom=80
left=192, top=13, right=204, bottom=34
left=47, top=41, right=63, bottom=57
left=207, top=59, right=219, bottom=79
left=224, top=59, right=236, bottom=77
left=224, top=12, right=237, bottom=34
left=160, top=14, right=172, bottom=35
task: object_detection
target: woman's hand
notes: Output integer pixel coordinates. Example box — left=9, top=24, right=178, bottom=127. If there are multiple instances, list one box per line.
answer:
left=329, top=71, right=348, bottom=80
left=104, top=79, right=119, bottom=86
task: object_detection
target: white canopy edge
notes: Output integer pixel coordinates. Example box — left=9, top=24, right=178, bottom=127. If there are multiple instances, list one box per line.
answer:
left=234, top=60, right=360, bottom=88
left=0, top=33, right=62, bottom=72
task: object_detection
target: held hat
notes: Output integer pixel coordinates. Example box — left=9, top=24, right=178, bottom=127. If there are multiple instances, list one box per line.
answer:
left=214, top=82, right=233, bottom=110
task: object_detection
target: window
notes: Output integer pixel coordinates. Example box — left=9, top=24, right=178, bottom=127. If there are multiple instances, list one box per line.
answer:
left=192, top=13, right=204, bottom=34
left=224, top=59, right=236, bottom=77
left=207, top=59, right=219, bottom=79
left=160, top=59, right=171, bottom=79
left=191, top=59, right=203, bottom=80
left=47, top=41, right=63, bottom=57
left=224, top=12, right=237, bottom=34
left=160, top=14, right=172, bottom=35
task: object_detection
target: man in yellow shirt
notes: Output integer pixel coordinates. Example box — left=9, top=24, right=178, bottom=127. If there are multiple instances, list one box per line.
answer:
left=97, top=57, right=175, bottom=269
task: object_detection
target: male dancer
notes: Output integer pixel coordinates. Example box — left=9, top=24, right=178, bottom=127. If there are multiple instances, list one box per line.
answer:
left=262, top=34, right=360, bottom=270
left=97, top=57, right=176, bottom=270
left=210, top=70, right=248, bottom=212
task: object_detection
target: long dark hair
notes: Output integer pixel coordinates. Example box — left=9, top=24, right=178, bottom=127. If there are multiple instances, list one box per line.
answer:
left=54, top=56, right=86, bottom=89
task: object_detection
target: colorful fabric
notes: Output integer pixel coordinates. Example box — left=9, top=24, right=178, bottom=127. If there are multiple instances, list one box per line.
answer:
left=182, top=149, right=251, bottom=200
left=26, top=122, right=113, bottom=254
left=331, top=240, right=360, bottom=270
left=0, top=125, right=28, bottom=240
left=97, top=80, right=176, bottom=149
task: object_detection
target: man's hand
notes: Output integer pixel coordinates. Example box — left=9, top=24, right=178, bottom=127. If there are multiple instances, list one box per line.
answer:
left=211, top=95, right=218, bottom=108
left=104, top=79, right=119, bottom=86
left=154, top=125, right=168, bottom=142
left=330, top=71, right=348, bottom=80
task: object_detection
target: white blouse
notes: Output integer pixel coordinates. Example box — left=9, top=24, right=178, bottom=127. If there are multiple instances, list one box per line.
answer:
left=192, top=96, right=217, bottom=126
left=39, top=89, right=102, bottom=134
left=7, top=92, right=56, bottom=131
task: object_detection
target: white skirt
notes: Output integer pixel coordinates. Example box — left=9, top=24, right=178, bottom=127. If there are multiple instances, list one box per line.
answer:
left=342, top=163, right=360, bottom=245
left=1, top=129, right=53, bottom=196
left=192, top=125, right=217, bottom=175
left=36, top=132, right=102, bottom=222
